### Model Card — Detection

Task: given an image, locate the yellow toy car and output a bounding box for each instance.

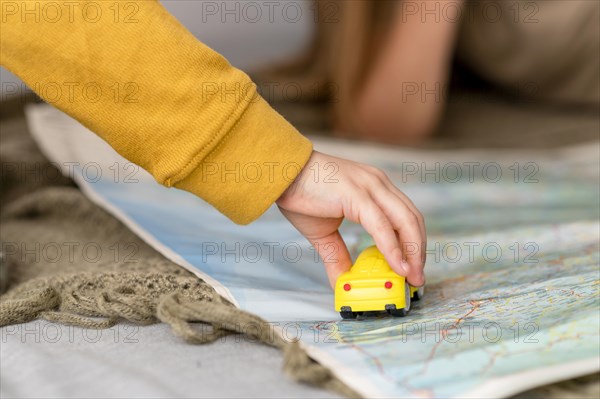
[335,246,424,319]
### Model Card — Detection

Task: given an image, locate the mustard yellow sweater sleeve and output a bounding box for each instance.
[0,0,312,224]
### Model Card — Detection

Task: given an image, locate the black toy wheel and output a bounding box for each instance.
[387,307,409,317]
[385,305,409,317]
[412,286,425,301]
[386,282,412,317]
[340,311,358,319]
[340,306,358,319]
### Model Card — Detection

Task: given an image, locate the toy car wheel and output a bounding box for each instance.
[401,282,412,314]
[386,282,412,317]
[340,311,358,319]
[386,306,408,317]
[413,286,425,301]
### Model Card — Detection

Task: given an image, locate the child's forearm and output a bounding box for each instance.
[0,0,312,224]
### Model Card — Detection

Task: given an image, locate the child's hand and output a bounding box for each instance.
[276,151,426,288]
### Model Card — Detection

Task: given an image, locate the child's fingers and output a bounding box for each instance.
[372,188,425,286]
[355,197,405,274]
[378,176,427,259]
[311,231,352,288]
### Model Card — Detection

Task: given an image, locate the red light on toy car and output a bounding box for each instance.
[385,281,393,289]
[343,283,351,291]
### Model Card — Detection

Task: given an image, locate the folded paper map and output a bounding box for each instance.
[26,104,600,398]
